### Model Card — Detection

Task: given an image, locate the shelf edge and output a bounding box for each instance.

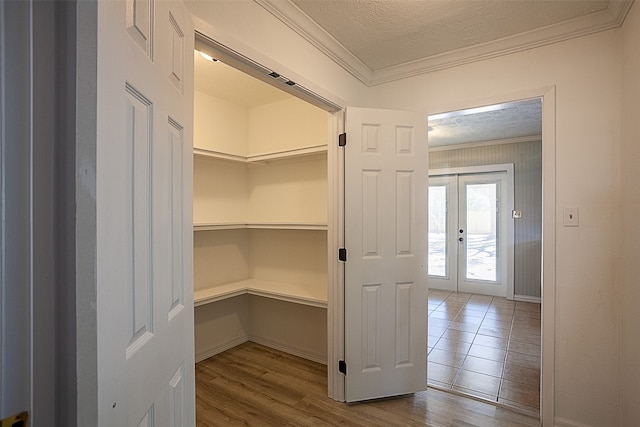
[193,145,328,164]
[194,222,327,231]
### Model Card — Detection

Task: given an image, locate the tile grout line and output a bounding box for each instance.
[497,300,517,404]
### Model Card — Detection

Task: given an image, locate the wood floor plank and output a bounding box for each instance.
[196,342,540,427]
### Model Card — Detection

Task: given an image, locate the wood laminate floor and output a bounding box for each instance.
[196,342,540,426]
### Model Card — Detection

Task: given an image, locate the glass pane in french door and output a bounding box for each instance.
[464,182,498,281]
[428,184,447,277]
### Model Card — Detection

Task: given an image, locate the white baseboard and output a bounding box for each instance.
[514,294,541,304]
[195,335,249,363]
[249,334,328,365]
[555,417,592,427]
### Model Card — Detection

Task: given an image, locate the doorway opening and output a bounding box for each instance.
[426,98,543,417]
[191,30,348,420]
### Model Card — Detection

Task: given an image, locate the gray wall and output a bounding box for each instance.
[429,140,542,299]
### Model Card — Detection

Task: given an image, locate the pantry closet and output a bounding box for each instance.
[192,50,330,365]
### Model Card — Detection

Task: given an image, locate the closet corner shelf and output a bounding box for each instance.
[193,222,327,231]
[193,145,327,164]
[194,278,327,309]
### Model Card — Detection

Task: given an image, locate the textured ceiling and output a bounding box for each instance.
[291,0,609,71]
[259,0,632,84]
[428,98,542,147]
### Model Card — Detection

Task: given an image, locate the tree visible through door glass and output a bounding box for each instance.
[465,183,497,281]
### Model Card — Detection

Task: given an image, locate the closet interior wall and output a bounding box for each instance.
[192,53,330,364]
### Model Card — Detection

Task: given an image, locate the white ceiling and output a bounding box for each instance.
[257,0,633,85]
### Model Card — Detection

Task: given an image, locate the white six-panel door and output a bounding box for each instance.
[96,1,195,425]
[344,107,429,402]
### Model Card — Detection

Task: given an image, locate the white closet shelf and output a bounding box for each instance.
[193,222,327,231]
[194,278,327,308]
[193,148,246,163]
[194,145,327,164]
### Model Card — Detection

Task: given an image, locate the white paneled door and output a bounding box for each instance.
[96,1,195,425]
[344,108,429,402]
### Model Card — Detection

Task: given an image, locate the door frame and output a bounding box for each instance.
[1,1,79,424]
[190,16,348,402]
[427,88,555,424]
[429,164,515,299]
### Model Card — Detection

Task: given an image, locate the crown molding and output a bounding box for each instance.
[257,0,634,86]
[255,0,373,84]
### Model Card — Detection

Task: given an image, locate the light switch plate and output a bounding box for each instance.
[563,207,579,227]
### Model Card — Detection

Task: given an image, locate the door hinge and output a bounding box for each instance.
[338,360,347,375]
[338,133,347,147]
[1,411,29,427]
[338,248,347,262]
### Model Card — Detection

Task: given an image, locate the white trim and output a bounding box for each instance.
[540,86,557,427]
[257,0,632,86]
[429,135,542,152]
[254,0,372,85]
[430,163,514,177]
[248,335,327,365]
[327,110,345,401]
[554,417,593,427]
[514,295,542,304]
[192,21,346,112]
[195,335,249,363]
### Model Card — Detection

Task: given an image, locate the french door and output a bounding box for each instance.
[428,169,513,297]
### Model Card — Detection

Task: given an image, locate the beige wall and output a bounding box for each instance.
[620,2,640,426]
[365,29,622,426]
[185,1,638,425]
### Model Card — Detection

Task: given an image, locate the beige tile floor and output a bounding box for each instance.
[428,289,541,415]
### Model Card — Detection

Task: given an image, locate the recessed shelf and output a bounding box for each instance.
[194,222,327,231]
[194,145,327,164]
[194,278,327,308]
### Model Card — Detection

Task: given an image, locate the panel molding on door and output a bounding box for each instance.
[344,107,428,402]
[96,1,195,425]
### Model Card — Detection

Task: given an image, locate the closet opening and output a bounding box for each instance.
[426,97,545,418]
[191,31,345,418]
